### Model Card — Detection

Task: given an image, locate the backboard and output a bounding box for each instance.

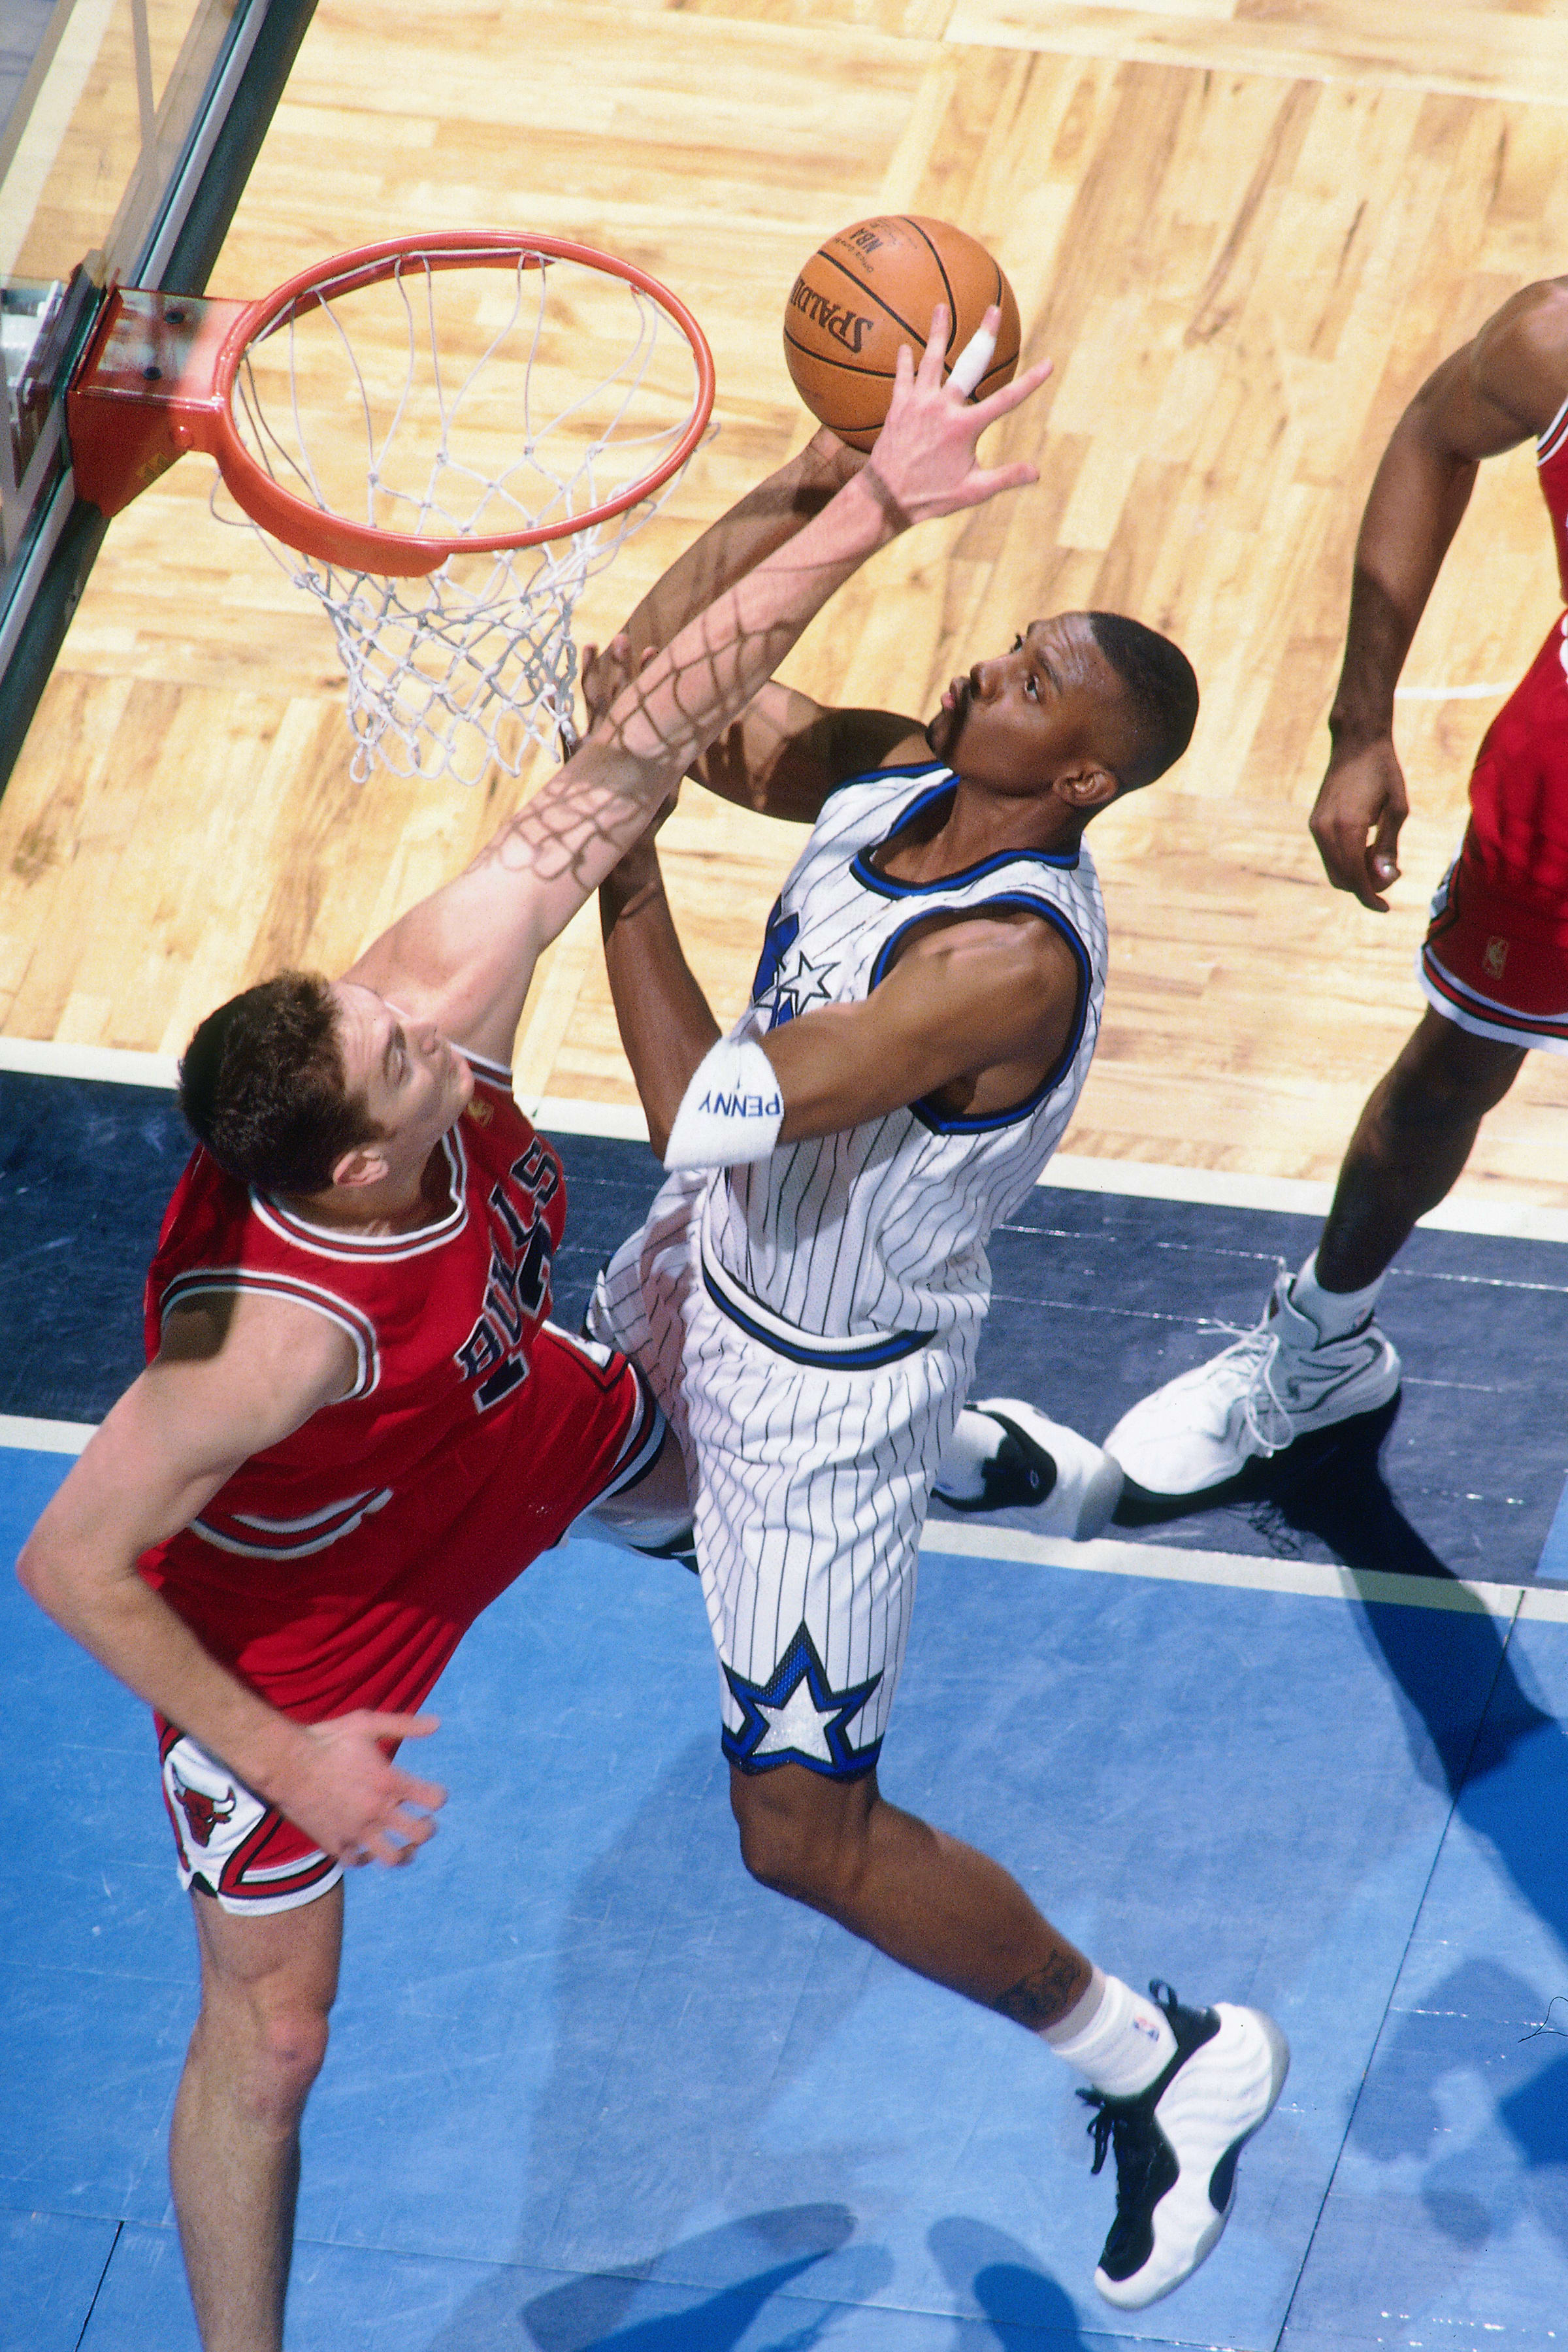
[0,0,316,795]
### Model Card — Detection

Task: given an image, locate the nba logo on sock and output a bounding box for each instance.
[1484,936,1509,977]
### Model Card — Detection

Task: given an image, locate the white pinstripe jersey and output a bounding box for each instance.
[702,760,1107,1355]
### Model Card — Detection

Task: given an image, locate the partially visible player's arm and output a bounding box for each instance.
[15,1294,446,1867]
[1315,278,1568,909]
[581,427,926,823]
[353,308,1046,1062]
[601,833,1079,1156]
[766,913,1079,1137]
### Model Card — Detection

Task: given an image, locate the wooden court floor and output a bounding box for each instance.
[4,0,1568,1202]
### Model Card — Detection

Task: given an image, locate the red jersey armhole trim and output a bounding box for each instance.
[1537,392,1568,466]
[157,1270,379,1401]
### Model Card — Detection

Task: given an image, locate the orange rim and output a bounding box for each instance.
[209,231,716,576]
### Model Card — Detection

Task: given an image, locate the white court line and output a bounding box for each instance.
[918,1518,1568,1623]
[0,1037,180,1087]
[7,1045,1568,1241]
[0,1413,95,1455]
[2,1410,1563,1618]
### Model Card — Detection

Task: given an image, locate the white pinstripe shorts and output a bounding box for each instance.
[590,1171,976,1777]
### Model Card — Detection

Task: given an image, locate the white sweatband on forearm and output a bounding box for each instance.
[948,320,998,398]
[663,1036,785,1172]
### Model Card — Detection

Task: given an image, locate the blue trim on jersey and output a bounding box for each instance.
[700,1259,931,1368]
[723,1625,884,1778]
[866,892,1094,1134]
[851,775,1082,898]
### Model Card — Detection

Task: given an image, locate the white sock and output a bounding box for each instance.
[934,1408,1005,1502]
[1042,1968,1177,2096]
[1289,1249,1384,1341]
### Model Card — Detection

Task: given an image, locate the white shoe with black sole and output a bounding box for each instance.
[933,1399,1124,1539]
[1081,1982,1290,2309]
[1103,1271,1401,1499]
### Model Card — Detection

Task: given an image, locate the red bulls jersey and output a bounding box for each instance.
[1447,395,1568,920]
[139,1051,567,1629]
[1539,393,1568,599]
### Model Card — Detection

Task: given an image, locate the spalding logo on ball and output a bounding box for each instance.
[784,215,1022,451]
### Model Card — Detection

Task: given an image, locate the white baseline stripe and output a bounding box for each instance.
[5,1050,1568,1244]
[0,1037,180,1087]
[0,1414,95,1454]
[3,1407,1563,1618]
[918,1518,1568,1623]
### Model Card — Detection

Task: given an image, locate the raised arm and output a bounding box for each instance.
[16,1296,446,1865]
[581,423,924,819]
[351,308,1045,1060]
[1313,277,1568,909]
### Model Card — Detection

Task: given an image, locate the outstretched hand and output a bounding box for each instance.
[865,304,1051,526]
[1309,737,1409,911]
[270,1709,448,1868]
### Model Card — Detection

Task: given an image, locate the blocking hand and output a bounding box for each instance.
[272,1710,448,1867]
[865,304,1052,526]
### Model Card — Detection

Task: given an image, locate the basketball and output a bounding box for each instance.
[783,215,1022,451]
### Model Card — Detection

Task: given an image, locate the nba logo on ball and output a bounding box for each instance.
[783,215,1022,451]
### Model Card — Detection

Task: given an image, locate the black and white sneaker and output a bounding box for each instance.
[1079,1982,1289,2309]
[933,1400,1122,1539]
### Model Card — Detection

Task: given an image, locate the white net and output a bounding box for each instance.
[212,245,710,785]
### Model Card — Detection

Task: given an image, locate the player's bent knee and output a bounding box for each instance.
[1393,1013,1525,1122]
[729,1768,868,1911]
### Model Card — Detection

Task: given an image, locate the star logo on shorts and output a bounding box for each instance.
[723,1624,882,1776]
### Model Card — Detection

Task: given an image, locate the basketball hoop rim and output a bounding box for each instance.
[208,231,717,575]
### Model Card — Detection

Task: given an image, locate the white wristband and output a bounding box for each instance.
[664,1036,785,1171]
[948,320,998,399]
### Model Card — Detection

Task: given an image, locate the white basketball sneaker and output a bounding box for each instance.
[1103,1271,1401,1499]
[1081,1983,1290,2309]
[933,1400,1123,1538]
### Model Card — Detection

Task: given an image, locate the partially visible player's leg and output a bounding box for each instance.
[1315,1007,1524,1290]
[728,1759,1286,2308]
[1109,646,1568,1499]
[730,1757,1091,2010]
[1105,1001,1525,1500]
[171,1884,342,2352]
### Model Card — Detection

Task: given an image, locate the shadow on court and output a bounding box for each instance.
[1123,1397,1568,2254]
[928,2218,1094,2347]
[517,2208,860,2350]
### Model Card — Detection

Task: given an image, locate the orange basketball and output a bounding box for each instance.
[783,215,1021,451]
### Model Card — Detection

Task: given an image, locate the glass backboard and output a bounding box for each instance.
[0,0,316,792]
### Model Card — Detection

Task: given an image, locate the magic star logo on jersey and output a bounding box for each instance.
[751,899,834,1030]
[453,1139,560,1410]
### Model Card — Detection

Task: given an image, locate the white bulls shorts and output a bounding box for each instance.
[590,1171,975,1779]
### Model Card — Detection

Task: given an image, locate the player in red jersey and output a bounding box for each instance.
[1107,278,1568,1498]
[16,316,1049,2352]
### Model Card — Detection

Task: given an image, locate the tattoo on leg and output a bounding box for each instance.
[992,1950,1090,2029]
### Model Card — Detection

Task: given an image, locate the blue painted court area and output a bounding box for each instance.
[7,1431,1568,2351]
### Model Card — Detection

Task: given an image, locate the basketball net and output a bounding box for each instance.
[210,245,712,786]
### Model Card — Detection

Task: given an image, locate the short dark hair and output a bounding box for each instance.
[1086,612,1200,792]
[178,970,383,1194]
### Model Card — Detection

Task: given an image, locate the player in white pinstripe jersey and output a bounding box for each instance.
[586,412,1288,2311]
[595,758,1112,1769]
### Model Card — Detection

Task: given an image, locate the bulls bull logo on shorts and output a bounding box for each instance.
[169,1761,237,1849]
